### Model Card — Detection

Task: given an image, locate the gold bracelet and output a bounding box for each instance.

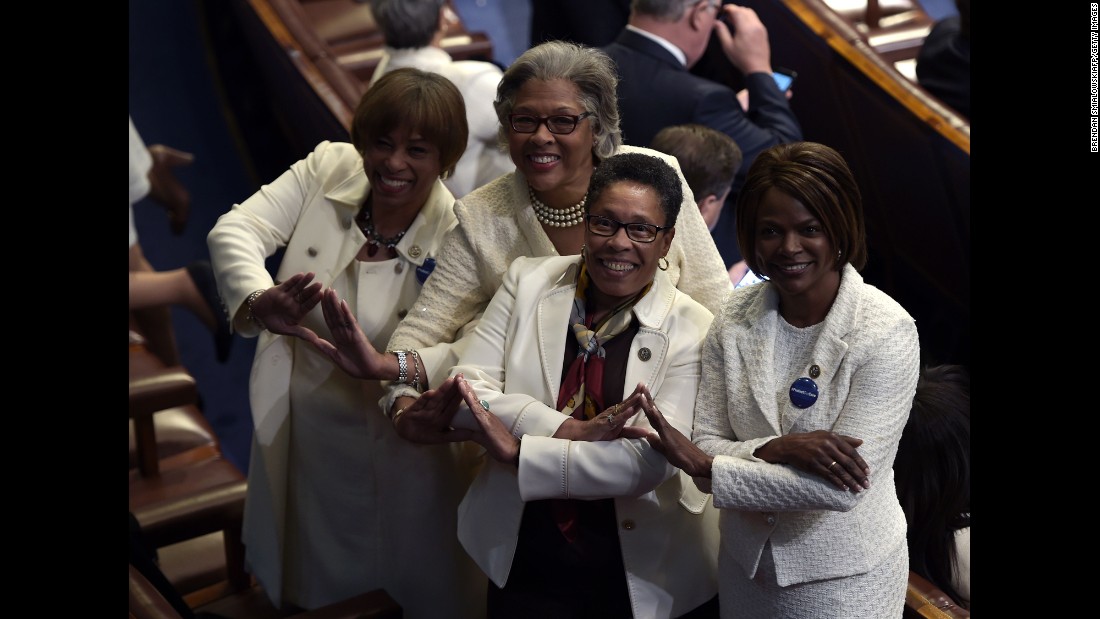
[246,289,268,330]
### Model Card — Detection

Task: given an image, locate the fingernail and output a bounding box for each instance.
[863,480,871,489]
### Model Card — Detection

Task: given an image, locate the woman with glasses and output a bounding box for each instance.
[345,40,729,428]
[312,153,720,618]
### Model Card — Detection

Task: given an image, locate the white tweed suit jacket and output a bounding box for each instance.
[692,264,920,587]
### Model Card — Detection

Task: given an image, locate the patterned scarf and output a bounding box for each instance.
[553,263,651,542]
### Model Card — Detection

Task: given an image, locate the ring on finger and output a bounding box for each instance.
[605,412,615,424]
[827,461,839,471]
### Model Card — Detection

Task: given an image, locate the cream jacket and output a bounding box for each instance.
[450,255,720,619]
[207,141,481,614]
[693,265,920,588]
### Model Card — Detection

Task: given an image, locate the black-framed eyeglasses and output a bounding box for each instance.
[585,214,671,243]
[508,112,594,135]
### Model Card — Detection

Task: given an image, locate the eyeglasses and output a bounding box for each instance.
[508,112,594,135]
[585,214,671,243]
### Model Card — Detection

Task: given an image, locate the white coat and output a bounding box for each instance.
[450,255,720,619]
[207,141,484,616]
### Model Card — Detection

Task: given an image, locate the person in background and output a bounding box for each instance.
[602,0,802,270]
[369,0,514,197]
[649,122,747,284]
[207,68,485,617]
[894,364,971,610]
[916,0,970,120]
[129,115,231,364]
[639,141,919,617]
[529,0,631,48]
[309,152,720,618]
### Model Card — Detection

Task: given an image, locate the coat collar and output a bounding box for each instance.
[613,28,687,71]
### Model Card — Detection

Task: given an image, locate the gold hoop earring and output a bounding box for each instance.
[658,257,669,271]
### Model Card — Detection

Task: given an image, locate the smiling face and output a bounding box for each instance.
[584,180,675,310]
[754,186,840,311]
[361,125,442,212]
[507,78,596,204]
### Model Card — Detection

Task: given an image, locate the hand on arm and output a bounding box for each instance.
[455,374,521,465]
[638,384,713,478]
[753,430,871,492]
[392,378,476,444]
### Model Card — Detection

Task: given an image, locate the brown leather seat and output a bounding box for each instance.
[904,570,970,618]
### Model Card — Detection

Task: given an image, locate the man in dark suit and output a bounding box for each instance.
[603,0,801,269]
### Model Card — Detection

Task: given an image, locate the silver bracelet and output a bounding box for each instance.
[408,349,422,392]
[246,289,267,330]
[393,350,408,384]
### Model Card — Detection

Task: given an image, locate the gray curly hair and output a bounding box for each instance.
[494,40,622,160]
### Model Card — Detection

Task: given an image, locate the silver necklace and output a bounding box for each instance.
[529,185,587,228]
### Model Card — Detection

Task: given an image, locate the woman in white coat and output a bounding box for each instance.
[426,153,719,617]
[206,68,485,616]
[641,142,920,618]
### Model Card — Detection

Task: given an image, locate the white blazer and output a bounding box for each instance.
[451,255,720,619]
[693,264,920,588]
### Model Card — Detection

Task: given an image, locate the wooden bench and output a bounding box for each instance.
[742,0,970,367]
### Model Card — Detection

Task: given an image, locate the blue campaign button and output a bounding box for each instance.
[415,257,437,285]
[789,377,819,409]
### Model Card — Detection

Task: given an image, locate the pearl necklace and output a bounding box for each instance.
[529,185,587,228]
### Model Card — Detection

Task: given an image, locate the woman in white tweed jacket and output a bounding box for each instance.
[641,142,920,618]
[377,40,731,418]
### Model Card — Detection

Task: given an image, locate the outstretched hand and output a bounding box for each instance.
[297,288,389,380]
[552,384,651,442]
[637,384,713,478]
[249,272,324,338]
[755,430,871,492]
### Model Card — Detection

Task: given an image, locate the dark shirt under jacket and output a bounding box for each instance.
[603,29,802,267]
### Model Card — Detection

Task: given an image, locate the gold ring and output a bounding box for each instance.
[605,413,615,424]
[827,461,838,471]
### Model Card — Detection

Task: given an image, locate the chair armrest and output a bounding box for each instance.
[130,367,199,420]
[905,570,970,618]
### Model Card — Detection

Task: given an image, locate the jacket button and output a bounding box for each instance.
[621,519,636,531]
[394,262,403,274]
[809,364,821,378]
[637,348,652,362]
[307,247,318,257]
[409,245,422,258]
[342,216,353,230]
[765,513,776,526]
